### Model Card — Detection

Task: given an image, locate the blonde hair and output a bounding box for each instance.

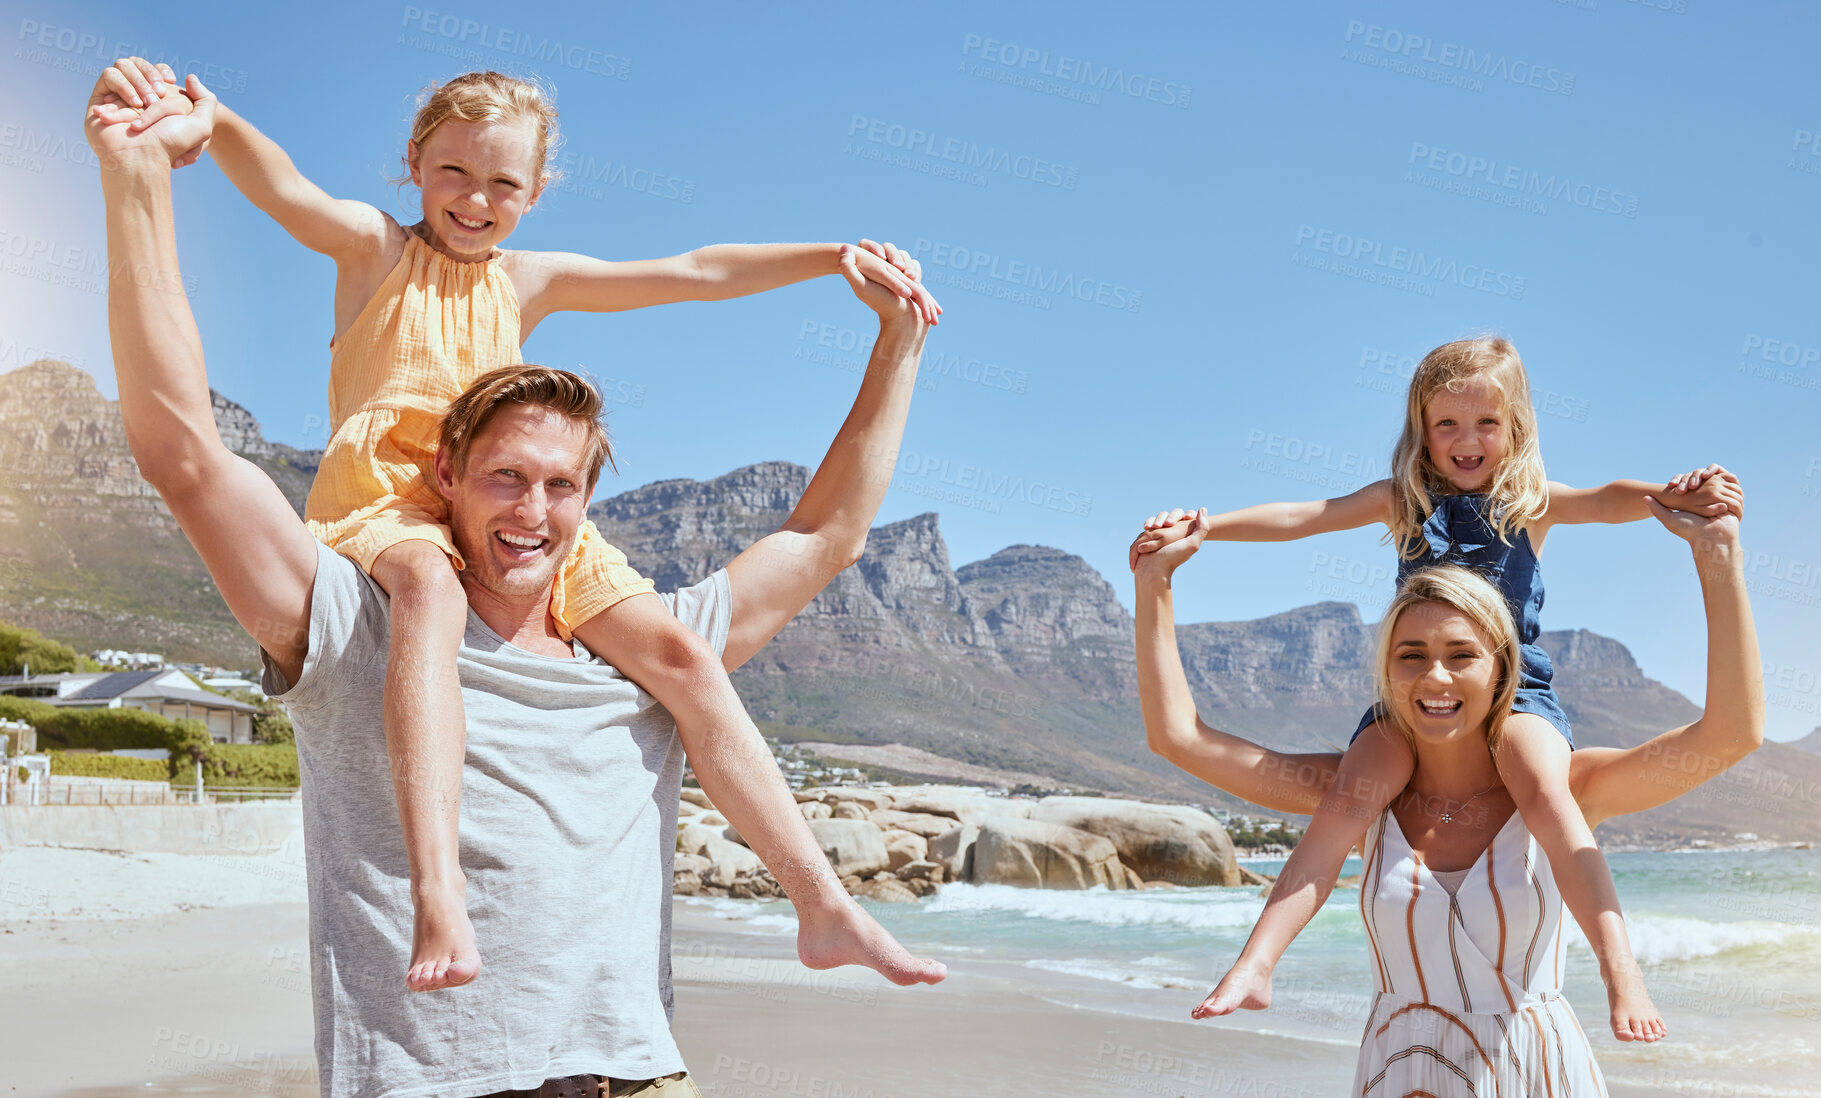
[439,365,615,491]
[1372,565,1521,758]
[401,71,563,187]
[1387,337,1548,558]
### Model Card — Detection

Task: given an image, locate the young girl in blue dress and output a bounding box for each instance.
[1132,336,1743,1043]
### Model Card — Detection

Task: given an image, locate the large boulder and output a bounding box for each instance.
[832,801,871,821]
[818,788,895,811]
[799,800,834,821]
[806,818,890,878]
[700,836,763,888]
[928,823,979,881]
[890,789,1032,826]
[793,790,828,803]
[1029,796,1240,887]
[680,788,714,809]
[896,859,946,883]
[731,876,781,899]
[972,818,1127,890]
[870,809,962,838]
[673,852,711,876]
[672,852,711,895]
[855,876,919,903]
[1237,865,1273,887]
[677,823,723,857]
[883,830,928,872]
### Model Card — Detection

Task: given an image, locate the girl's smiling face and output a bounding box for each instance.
[408,117,545,258]
[1423,375,1510,492]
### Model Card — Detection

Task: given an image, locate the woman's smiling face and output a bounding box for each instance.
[1385,599,1500,750]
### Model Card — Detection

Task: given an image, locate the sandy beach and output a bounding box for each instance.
[6,843,1787,1098]
[0,844,1356,1098]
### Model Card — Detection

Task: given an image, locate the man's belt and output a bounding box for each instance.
[481,1074,604,1098]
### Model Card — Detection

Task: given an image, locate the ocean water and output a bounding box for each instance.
[682,848,1821,1096]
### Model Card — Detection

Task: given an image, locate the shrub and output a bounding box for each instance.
[0,696,211,761]
[0,696,57,727]
[47,751,169,782]
[0,620,98,675]
[170,744,300,788]
[253,708,294,746]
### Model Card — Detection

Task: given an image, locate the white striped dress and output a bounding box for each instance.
[1353,807,1608,1096]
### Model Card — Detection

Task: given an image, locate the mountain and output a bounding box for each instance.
[592,462,1821,846]
[1788,728,1821,754]
[0,360,319,662]
[5,360,1816,846]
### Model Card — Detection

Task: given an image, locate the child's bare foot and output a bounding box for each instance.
[796,900,945,986]
[406,877,481,992]
[1608,969,1666,1042]
[1192,960,1273,1019]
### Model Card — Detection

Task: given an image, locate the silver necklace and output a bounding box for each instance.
[1412,780,1500,825]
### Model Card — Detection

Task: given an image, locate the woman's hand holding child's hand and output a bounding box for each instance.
[1663,463,1744,519]
[835,244,928,332]
[851,239,942,325]
[1130,507,1212,575]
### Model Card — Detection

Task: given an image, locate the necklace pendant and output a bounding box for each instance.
[1440,812,1454,823]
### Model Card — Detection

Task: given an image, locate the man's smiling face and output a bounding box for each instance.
[435,403,593,603]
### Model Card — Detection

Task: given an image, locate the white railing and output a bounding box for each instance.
[196,786,302,804]
[35,776,177,806]
[3,776,301,806]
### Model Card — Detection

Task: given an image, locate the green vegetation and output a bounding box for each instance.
[170,744,299,788]
[1226,819,1303,849]
[0,696,295,785]
[224,689,294,746]
[47,751,169,782]
[0,695,211,761]
[0,619,99,675]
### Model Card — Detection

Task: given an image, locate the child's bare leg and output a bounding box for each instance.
[370,540,479,993]
[1496,714,1662,1042]
[1196,723,1411,1018]
[572,597,944,986]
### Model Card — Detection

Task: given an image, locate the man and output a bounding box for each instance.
[89,65,941,1098]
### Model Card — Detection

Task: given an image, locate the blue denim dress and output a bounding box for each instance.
[1353,493,1572,746]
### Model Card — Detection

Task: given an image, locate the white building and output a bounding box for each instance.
[92,650,166,669]
[0,668,259,744]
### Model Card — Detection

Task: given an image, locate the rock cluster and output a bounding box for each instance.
[671,784,1249,903]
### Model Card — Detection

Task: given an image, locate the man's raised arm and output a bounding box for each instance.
[721,243,928,669]
[89,65,319,684]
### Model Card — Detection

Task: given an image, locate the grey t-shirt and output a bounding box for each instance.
[263,542,730,1098]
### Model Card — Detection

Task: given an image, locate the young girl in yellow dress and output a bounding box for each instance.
[118,65,939,991]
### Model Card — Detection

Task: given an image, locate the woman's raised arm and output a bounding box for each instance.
[1570,503,1763,827]
[1133,511,1340,815]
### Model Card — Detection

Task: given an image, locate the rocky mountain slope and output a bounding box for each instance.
[0,360,318,660]
[593,461,1821,846]
[5,359,1814,846]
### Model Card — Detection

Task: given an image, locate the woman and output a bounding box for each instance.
[1131,498,1761,1095]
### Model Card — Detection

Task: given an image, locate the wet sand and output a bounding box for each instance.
[0,848,1708,1097]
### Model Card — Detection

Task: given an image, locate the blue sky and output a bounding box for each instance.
[3,1,1818,740]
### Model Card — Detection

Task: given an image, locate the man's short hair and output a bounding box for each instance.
[439,365,616,490]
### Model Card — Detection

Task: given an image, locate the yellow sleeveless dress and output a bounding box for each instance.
[304,232,653,636]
